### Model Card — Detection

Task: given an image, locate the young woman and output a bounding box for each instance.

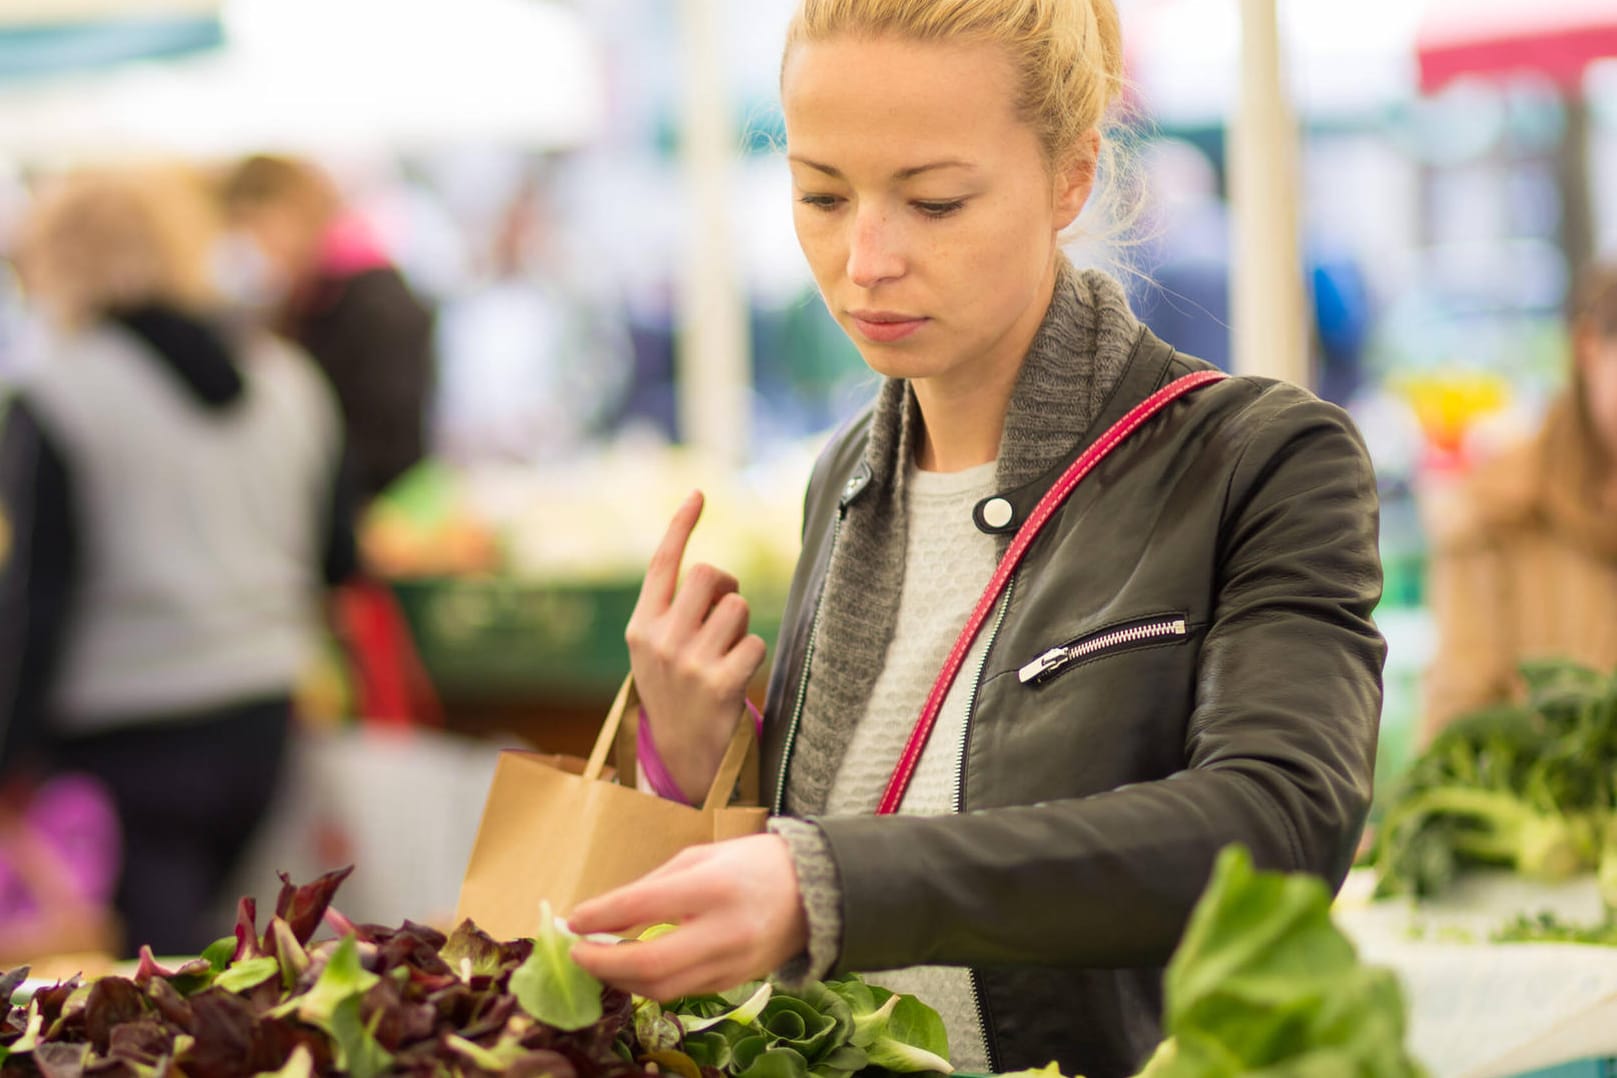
[1423,265,1617,738]
[570,3,1385,1075]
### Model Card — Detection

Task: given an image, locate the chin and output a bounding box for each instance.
[846,343,949,382]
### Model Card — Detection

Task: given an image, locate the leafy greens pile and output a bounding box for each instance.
[1130,845,1425,1078]
[0,869,950,1078]
[1366,659,1617,902]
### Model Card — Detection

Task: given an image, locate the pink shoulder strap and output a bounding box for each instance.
[876,369,1227,815]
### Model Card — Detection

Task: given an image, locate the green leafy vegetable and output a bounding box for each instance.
[214,956,280,994]
[509,901,604,1031]
[1144,845,1424,1077]
[1494,910,1617,946]
[1369,659,1617,899]
[863,995,951,1073]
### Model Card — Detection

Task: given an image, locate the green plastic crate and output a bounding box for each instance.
[391,577,786,701]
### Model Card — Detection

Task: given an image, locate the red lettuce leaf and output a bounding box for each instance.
[232,896,261,962]
[106,1019,173,1066]
[33,1040,90,1078]
[398,921,447,950]
[377,931,454,980]
[84,980,149,1055]
[132,948,211,988]
[144,978,192,1030]
[247,1015,336,1075]
[178,988,257,1077]
[33,977,83,1028]
[0,967,30,1004]
[359,976,437,1051]
[440,921,506,981]
[273,866,354,946]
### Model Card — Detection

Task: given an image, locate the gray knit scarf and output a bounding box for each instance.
[782,262,1146,817]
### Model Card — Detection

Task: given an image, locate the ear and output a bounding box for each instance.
[1053,128,1102,231]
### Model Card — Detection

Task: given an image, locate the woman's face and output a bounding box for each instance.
[781,34,1093,391]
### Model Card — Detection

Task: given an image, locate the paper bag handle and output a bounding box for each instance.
[584,675,757,811]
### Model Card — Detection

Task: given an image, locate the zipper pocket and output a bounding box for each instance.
[1017,613,1189,686]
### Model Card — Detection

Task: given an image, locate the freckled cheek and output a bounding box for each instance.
[791,213,845,284]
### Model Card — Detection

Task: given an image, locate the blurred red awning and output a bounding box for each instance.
[1417,0,1617,93]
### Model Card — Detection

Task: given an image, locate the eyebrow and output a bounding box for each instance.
[788,156,976,180]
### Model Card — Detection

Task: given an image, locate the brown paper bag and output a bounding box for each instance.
[454,675,767,941]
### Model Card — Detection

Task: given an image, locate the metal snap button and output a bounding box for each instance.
[982,497,1014,530]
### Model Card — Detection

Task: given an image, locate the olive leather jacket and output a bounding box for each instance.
[760,332,1385,1077]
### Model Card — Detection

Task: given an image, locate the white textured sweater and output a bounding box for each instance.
[824,458,999,1073]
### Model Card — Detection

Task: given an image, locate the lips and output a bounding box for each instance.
[848,310,928,343]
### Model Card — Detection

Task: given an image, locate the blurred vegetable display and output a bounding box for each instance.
[1366,659,1617,903]
[362,448,815,590]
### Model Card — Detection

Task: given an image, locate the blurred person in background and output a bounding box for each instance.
[1424,264,1617,738]
[0,166,358,956]
[434,166,633,462]
[220,154,434,503]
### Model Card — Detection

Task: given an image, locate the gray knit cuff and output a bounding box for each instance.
[767,816,843,987]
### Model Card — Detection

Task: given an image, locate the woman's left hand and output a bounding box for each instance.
[568,834,808,1001]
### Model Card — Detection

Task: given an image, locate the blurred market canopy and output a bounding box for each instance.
[0,0,222,85]
[1125,0,1425,126]
[0,0,605,160]
[1415,0,1617,287]
[1416,0,1617,93]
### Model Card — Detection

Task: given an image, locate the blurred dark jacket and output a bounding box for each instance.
[286,222,434,502]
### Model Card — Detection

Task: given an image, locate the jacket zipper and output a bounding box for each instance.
[956,575,1016,1075]
[1017,615,1188,686]
[772,511,844,815]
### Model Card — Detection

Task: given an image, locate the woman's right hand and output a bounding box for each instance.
[626,491,768,804]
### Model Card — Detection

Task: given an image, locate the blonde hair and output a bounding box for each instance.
[786,0,1123,165]
[18,166,219,327]
[219,154,339,226]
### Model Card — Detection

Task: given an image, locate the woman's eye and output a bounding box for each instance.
[914,200,965,219]
[798,194,842,211]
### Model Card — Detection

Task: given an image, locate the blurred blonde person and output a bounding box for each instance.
[0,167,357,955]
[1424,265,1617,737]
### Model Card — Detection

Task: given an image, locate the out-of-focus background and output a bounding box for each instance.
[0,0,1613,1020]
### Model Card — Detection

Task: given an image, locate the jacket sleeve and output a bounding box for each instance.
[0,398,79,776]
[813,394,1385,972]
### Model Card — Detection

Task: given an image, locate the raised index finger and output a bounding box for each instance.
[635,490,704,616]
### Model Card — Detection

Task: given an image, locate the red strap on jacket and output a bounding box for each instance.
[876,369,1227,815]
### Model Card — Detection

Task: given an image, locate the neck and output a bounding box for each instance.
[911,258,1060,473]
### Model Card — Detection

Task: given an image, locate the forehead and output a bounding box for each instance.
[781,34,1028,170]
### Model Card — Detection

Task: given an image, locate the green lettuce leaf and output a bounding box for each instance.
[328,994,393,1078]
[214,957,280,994]
[680,981,774,1034]
[271,935,378,1023]
[862,994,951,1073]
[1157,845,1424,1076]
[509,902,603,1032]
[736,1045,811,1078]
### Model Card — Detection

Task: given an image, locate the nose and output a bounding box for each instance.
[846,205,904,289]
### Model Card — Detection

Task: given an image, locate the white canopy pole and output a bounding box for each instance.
[1228,0,1309,386]
[675,0,752,465]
